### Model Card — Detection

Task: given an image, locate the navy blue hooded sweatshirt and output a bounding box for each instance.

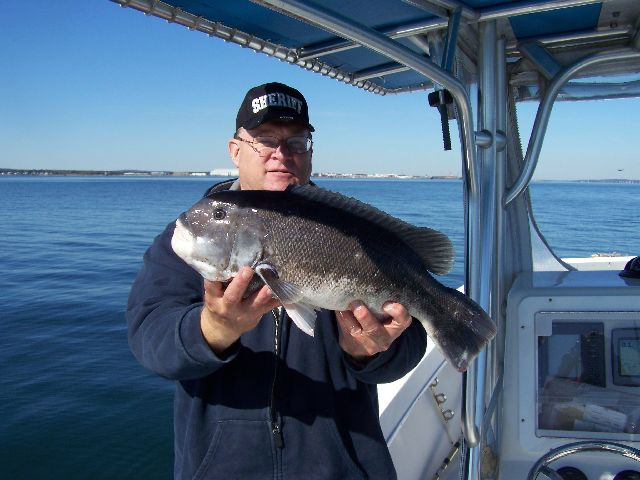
[126,180,428,479]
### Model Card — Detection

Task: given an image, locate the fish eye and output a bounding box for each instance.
[213,208,226,220]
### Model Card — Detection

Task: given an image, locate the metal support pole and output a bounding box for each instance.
[492,33,507,401]
[463,20,498,479]
[487,38,507,480]
[441,8,462,72]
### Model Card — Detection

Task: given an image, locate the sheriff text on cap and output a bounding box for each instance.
[236,82,314,132]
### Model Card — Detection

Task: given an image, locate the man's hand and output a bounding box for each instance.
[200,267,281,355]
[336,301,412,362]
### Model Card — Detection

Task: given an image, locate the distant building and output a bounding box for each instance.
[210,168,239,176]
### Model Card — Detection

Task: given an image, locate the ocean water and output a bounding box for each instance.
[1,176,637,479]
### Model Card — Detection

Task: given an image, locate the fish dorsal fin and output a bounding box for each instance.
[286,185,454,275]
[400,227,453,275]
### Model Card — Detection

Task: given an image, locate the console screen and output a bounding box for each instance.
[619,338,640,377]
[612,329,640,386]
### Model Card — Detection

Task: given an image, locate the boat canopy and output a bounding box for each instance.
[113,0,640,100]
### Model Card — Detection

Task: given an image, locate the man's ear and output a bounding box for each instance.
[228,139,240,167]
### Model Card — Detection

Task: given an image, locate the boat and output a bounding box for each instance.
[110,1,640,478]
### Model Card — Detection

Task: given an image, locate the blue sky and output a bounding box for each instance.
[1,0,637,180]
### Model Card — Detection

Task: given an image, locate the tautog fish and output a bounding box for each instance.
[171,184,496,372]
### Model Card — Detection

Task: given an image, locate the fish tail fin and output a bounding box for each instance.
[420,289,497,373]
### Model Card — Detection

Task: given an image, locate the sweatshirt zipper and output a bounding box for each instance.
[270,308,284,449]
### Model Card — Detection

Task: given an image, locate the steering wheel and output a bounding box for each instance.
[527,440,640,480]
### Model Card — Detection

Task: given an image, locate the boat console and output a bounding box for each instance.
[501,270,640,479]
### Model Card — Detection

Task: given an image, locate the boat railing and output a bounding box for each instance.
[506,47,640,206]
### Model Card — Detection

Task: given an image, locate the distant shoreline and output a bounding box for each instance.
[0,168,459,180]
[1,168,638,183]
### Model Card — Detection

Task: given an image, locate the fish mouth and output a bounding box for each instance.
[176,212,189,230]
[172,214,230,282]
[172,214,194,256]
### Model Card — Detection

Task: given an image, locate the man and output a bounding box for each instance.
[126,82,427,479]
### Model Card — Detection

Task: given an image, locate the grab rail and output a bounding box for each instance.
[505,47,640,205]
[252,0,480,199]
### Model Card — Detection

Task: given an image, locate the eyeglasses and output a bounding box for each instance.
[234,135,313,156]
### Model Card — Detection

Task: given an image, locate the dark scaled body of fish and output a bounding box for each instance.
[171,184,496,372]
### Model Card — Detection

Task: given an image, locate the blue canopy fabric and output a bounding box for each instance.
[112,1,639,95]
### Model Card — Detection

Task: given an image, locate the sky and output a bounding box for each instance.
[1,0,638,180]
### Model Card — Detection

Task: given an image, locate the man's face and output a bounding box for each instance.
[228,121,313,191]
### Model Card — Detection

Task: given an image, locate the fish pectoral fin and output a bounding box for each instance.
[254,262,304,304]
[283,303,317,337]
[254,261,279,281]
[253,263,317,337]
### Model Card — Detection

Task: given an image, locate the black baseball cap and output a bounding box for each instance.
[236,82,314,132]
